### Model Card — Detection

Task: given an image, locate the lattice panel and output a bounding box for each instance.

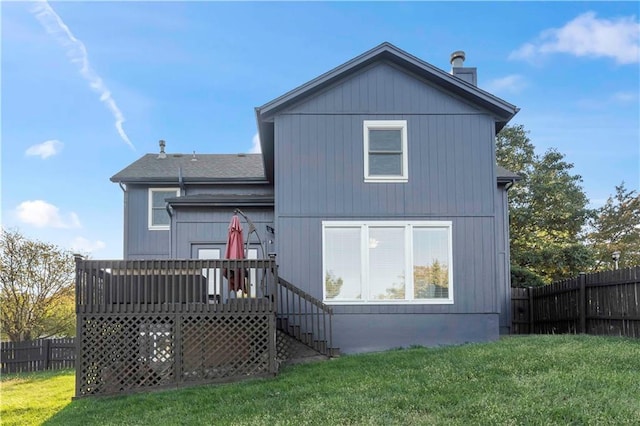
[276,330,291,361]
[181,314,271,382]
[78,315,175,396]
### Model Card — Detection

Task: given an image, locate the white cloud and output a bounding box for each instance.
[250,132,261,153]
[25,139,63,159]
[31,1,135,150]
[16,200,82,229]
[70,237,106,254]
[483,74,527,94]
[510,12,640,65]
[576,91,639,110]
[611,91,638,103]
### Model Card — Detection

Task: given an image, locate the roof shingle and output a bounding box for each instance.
[110,153,266,183]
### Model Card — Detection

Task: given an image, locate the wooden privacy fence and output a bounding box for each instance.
[511,266,640,337]
[1,338,76,374]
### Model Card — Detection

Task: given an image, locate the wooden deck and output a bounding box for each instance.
[74,257,335,398]
[75,258,278,397]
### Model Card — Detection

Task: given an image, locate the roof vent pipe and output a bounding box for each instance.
[450,50,465,70]
[158,140,167,159]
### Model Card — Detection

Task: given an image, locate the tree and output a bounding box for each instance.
[324,271,344,299]
[0,229,76,341]
[587,183,640,271]
[497,125,594,286]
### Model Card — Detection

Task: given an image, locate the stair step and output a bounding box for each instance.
[313,340,326,353]
[276,317,289,330]
[301,332,314,344]
[329,347,340,357]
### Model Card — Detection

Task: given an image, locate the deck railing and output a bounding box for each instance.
[276,277,334,356]
[76,258,278,314]
[74,258,279,397]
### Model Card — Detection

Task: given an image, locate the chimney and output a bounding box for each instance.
[450,51,465,68]
[158,140,166,159]
[450,50,477,86]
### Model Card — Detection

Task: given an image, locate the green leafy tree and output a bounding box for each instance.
[587,183,640,271]
[325,271,344,299]
[0,229,76,341]
[497,125,594,286]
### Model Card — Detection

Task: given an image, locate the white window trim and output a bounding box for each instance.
[322,220,453,305]
[363,120,408,183]
[148,188,179,230]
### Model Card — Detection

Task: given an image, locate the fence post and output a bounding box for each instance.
[579,272,586,334]
[43,339,51,371]
[528,287,534,334]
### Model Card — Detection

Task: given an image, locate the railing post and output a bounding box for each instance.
[73,254,84,313]
[579,272,587,334]
[268,254,278,374]
[528,287,534,334]
[269,254,278,310]
[73,254,84,398]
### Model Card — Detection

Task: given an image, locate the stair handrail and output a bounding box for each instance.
[276,276,334,356]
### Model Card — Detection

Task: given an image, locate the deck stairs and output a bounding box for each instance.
[275,277,339,365]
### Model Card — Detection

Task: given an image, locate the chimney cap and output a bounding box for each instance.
[450,50,466,67]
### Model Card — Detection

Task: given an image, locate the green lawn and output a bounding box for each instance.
[1,368,75,426]
[2,335,639,425]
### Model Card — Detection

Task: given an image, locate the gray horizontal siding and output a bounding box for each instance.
[276,216,497,315]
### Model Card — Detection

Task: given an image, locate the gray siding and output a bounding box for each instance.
[283,61,483,116]
[124,184,273,259]
[172,207,274,258]
[275,113,495,217]
[125,185,172,259]
[334,313,499,354]
[277,216,496,315]
[272,60,503,347]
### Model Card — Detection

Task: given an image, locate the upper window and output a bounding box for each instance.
[322,221,453,304]
[363,120,408,183]
[148,188,179,230]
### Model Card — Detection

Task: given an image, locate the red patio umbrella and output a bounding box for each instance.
[223,214,248,294]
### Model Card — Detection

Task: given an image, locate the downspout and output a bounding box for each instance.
[118,182,128,258]
[178,167,185,195]
[504,179,516,191]
[166,203,174,257]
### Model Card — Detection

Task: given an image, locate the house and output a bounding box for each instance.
[109,43,519,355]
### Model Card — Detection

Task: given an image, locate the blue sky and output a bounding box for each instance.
[2,1,639,259]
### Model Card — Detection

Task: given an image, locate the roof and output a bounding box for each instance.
[256,42,519,182]
[497,165,521,184]
[165,194,274,208]
[110,153,266,184]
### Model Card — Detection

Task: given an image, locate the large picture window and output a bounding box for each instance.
[148,188,179,230]
[363,120,408,182]
[322,221,453,304]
